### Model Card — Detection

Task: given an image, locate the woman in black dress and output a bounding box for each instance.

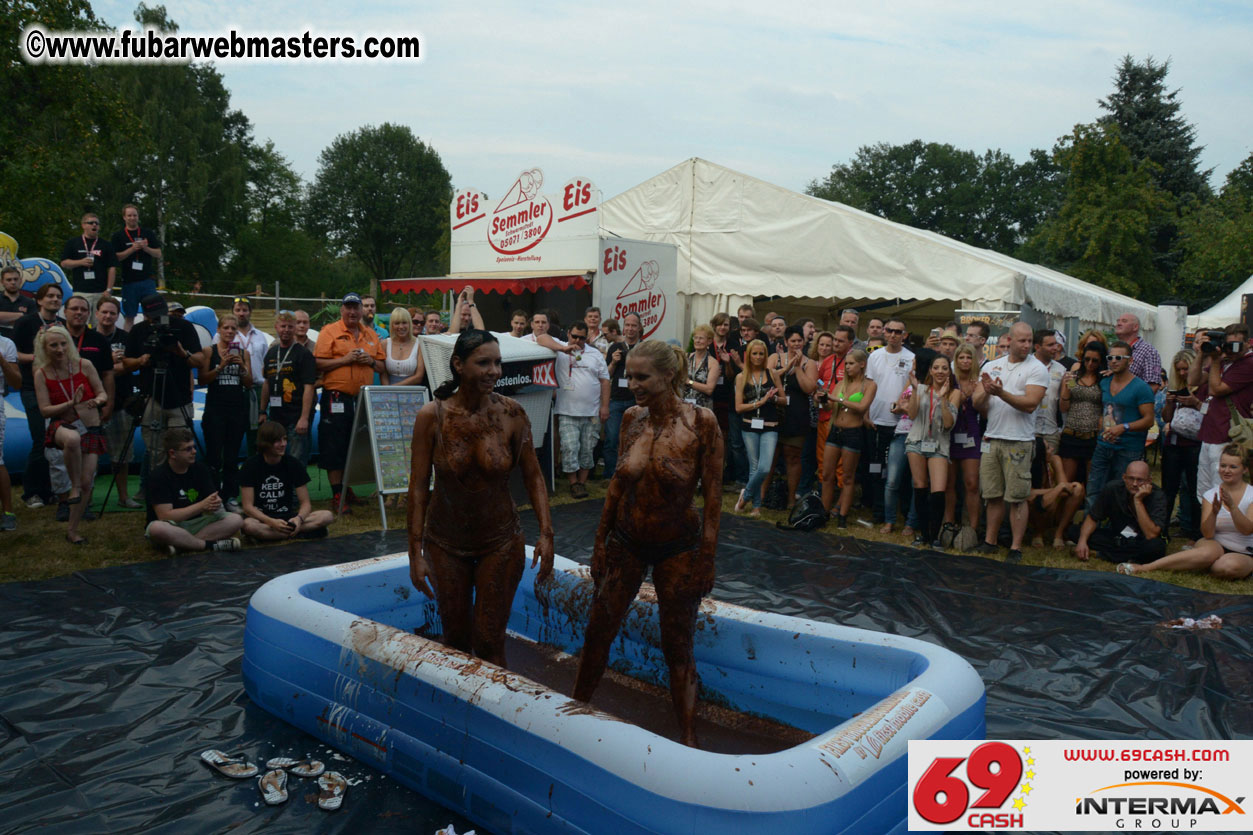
[766,324,817,509]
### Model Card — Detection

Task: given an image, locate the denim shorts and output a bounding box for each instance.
[825,425,864,453]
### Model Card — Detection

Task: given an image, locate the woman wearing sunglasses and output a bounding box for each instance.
[1059,342,1107,487]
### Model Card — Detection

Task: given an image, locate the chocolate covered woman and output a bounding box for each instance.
[574,341,724,747]
[407,330,555,667]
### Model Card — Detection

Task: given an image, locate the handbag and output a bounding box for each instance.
[1225,398,1253,450]
[1170,406,1202,440]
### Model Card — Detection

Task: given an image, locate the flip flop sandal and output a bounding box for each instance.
[200,749,259,779]
[258,769,288,805]
[317,771,347,811]
[265,757,326,777]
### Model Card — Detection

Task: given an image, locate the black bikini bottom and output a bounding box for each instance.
[609,527,701,565]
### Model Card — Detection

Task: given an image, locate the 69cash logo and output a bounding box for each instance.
[912,741,1034,829]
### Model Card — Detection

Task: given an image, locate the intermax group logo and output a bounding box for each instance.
[909,739,1252,832]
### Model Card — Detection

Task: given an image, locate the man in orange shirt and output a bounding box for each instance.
[314,293,385,513]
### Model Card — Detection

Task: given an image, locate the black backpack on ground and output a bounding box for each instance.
[778,491,828,532]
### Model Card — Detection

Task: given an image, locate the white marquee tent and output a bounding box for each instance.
[1187,275,1253,330]
[600,158,1158,335]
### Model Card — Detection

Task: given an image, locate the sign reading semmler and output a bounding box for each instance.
[451,168,601,273]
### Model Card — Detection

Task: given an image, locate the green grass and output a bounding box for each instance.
[3,468,1250,596]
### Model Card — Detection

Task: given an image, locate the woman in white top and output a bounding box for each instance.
[1120,444,1253,580]
[382,307,425,386]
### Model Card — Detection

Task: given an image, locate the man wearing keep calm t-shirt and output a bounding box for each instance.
[973,321,1048,563]
[865,317,914,529]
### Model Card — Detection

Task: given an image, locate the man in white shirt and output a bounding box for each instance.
[1032,329,1067,456]
[865,317,915,530]
[554,322,609,498]
[231,297,269,453]
[973,321,1048,562]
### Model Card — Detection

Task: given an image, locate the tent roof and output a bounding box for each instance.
[599,157,1157,330]
[1187,275,1253,330]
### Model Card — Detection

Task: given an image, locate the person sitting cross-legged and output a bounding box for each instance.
[1070,460,1166,564]
[239,421,334,541]
[1119,444,1253,581]
[145,427,243,553]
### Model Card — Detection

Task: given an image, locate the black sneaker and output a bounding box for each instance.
[912,534,927,547]
[835,514,847,528]
[1006,549,1024,564]
[56,502,69,522]
[972,541,1000,554]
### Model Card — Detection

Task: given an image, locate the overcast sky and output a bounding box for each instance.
[93,0,1252,200]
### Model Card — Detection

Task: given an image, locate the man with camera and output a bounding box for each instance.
[1188,324,1253,503]
[123,294,206,485]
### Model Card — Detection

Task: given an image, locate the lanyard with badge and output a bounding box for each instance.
[81,235,97,282]
[270,344,294,407]
[919,390,940,453]
[124,227,146,270]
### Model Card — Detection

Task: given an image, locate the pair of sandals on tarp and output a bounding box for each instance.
[200,749,347,810]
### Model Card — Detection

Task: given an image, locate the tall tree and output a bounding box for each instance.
[807,140,1062,254]
[0,0,131,260]
[92,4,251,289]
[1176,153,1253,310]
[1098,55,1212,205]
[1022,123,1176,301]
[228,141,324,294]
[305,123,452,296]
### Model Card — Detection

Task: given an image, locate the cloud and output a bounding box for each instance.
[88,0,1251,197]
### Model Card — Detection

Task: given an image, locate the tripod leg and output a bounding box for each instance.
[95,406,147,516]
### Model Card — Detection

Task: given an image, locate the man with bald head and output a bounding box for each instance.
[1071,460,1166,563]
[972,321,1049,563]
[1114,313,1162,391]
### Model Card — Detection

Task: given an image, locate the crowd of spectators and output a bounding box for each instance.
[6,226,1253,585]
[540,301,1251,584]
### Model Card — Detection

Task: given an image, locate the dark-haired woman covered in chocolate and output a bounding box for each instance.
[407,329,555,667]
[573,340,724,748]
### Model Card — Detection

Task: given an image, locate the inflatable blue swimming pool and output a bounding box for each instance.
[243,553,986,834]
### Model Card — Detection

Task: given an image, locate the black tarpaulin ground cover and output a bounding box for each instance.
[1,502,1248,832]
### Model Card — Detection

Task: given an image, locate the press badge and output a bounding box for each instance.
[920,440,938,453]
[869,463,882,474]
[618,378,629,388]
[981,440,991,454]
[1201,399,1210,415]
[750,418,764,430]
[132,260,143,271]
[954,432,972,447]
[83,270,95,281]
[270,396,282,408]
[330,401,345,414]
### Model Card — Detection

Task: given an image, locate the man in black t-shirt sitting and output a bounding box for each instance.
[1071,460,1167,563]
[123,294,205,482]
[239,421,333,541]
[260,311,317,466]
[145,428,242,553]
